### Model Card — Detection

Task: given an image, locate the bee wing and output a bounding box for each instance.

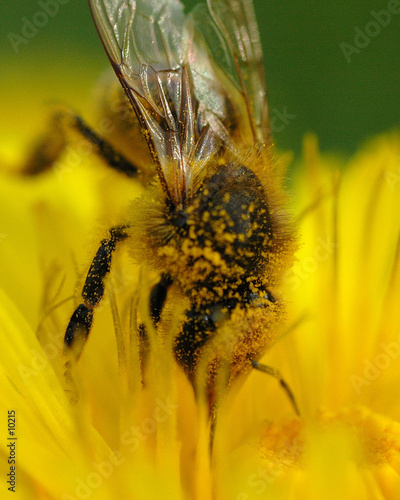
[189,0,271,148]
[88,0,270,206]
[89,0,227,206]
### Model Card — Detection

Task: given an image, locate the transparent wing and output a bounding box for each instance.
[88,0,270,205]
[192,0,271,147]
[89,0,226,206]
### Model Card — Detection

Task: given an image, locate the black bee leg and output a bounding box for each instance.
[132,274,174,377]
[64,225,129,357]
[21,111,140,178]
[136,274,173,355]
[249,359,300,416]
[21,113,67,176]
[149,274,174,325]
[71,114,139,178]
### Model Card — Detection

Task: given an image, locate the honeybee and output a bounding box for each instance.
[59,0,296,405]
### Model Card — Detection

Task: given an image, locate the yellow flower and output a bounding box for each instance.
[1,132,400,499]
[215,133,400,499]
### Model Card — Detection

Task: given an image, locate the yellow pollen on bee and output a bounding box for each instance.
[201,212,210,223]
[223,192,231,203]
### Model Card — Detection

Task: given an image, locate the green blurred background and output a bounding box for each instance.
[1,0,399,158]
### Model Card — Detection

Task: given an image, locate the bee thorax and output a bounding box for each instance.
[159,162,274,296]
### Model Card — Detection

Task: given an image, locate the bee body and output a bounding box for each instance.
[63,0,296,391]
[127,148,293,382]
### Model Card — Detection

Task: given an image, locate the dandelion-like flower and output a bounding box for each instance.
[1,132,400,499]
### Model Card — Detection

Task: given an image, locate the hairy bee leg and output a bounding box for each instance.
[250,359,300,416]
[21,113,67,175]
[71,115,139,178]
[135,274,173,365]
[64,225,129,356]
[21,111,141,178]
[131,276,174,387]
[149,274,174,324]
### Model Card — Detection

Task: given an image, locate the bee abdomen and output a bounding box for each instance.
[173,286,275,376]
